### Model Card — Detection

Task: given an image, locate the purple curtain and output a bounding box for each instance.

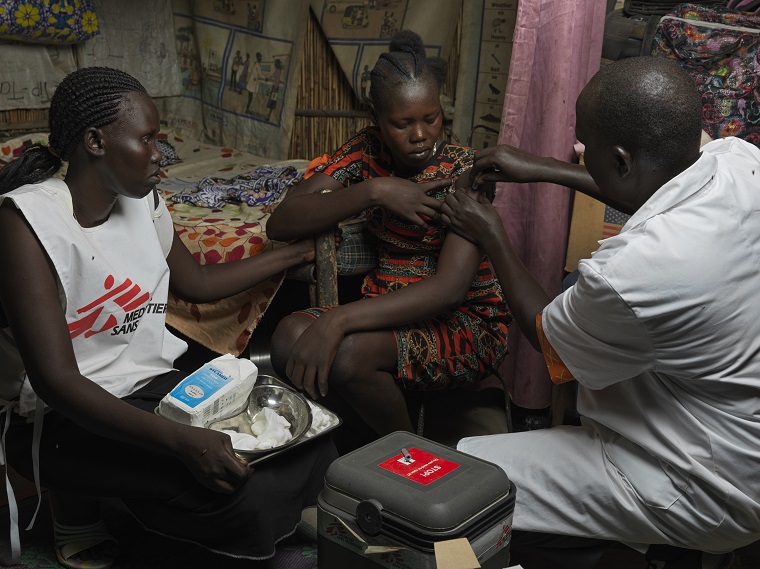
[494,0,606,409]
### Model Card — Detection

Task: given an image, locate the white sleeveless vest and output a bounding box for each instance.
[0,177,187,416]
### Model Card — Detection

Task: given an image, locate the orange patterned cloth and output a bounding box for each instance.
[536,311,576,384]
[304,154,330,179]
[155,130,308,355]
[163,212,286,356]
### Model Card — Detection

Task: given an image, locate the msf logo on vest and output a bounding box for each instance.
[68,275,167,339]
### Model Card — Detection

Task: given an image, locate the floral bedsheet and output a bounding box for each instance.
[156,130,309,355]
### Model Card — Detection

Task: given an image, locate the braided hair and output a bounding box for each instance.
[369,30,447,114]
[0,67,147,195]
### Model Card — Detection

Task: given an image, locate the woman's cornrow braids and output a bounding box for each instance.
[49,68,147,161]
[369,30,447,113]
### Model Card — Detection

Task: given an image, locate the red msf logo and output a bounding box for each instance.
[325,521,344,537]
[68,275,150,339]
[496,522,512,548]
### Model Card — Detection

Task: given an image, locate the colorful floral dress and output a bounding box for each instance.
[303,127,510,390]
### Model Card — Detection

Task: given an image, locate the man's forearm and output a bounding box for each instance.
[483,228,551,351]
[540,158,632,214]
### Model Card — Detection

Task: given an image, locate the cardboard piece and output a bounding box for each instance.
[564,192,631,272]
[434,538,481,569]
[564,153,629,272]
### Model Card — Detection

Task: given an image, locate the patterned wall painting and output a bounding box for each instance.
[1,0,519,159]
[453,0,517,149]
[76,0,182,97]
[158,0,310,160]
[0,44,76,110]
[310,0,462,104]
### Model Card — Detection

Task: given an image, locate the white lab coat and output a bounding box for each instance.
[459,137,760,553]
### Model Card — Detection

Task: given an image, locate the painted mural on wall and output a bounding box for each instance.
[0,44,76,110]
[453,0,517,149]
[310,0,461,105]
[310,0,518,151]
[159,0,309,160]
[76,0,182,98]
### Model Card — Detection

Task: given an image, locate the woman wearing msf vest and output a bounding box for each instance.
[0,67,337,569]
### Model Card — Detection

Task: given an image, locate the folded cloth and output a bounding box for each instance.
[227,165,303,206]
[168,165,303,208]
[167,184,230,208]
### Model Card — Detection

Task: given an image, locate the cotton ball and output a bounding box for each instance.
[251,407,292,449]
[307,401,331,434]
[223,429,260,450]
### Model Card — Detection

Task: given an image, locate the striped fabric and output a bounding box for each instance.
[536,311,576,384]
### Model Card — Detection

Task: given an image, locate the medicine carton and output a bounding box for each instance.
[157,354,257,427]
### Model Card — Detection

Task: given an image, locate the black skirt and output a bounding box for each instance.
[4,371,338,560]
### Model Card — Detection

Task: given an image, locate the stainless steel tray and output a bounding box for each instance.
[208,383,313,461]
[156,373,342,466]
[234,374,341,465]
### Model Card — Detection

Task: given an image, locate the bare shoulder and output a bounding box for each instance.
[0,198,52,278]
[0,198,39,246]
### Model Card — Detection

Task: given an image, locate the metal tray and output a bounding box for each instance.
[208,383,313,461]
[244,374,342,465]
[155,373,342,466]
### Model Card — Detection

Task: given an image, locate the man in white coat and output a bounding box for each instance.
[440,56,760,569]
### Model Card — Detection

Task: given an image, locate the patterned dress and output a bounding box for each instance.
[303,126,510,390]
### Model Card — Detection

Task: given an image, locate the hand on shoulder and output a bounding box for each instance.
[470,144,554,186]
[371,176,451,227]
[440,187,504,251]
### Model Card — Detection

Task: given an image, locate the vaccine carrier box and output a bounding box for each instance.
[317,432,516,569]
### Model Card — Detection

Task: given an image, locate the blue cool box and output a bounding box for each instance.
[168,364,231,408]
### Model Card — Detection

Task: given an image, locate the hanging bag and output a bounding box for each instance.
[652,3,760,145]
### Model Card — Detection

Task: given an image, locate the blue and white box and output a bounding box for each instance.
[157,354,257,427]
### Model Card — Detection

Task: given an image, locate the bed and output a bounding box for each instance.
[153,129,313,355]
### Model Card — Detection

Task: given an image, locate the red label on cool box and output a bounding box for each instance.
[377,448,460,485]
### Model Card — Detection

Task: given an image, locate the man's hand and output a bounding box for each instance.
[470,145,554,187]
[440,189,504,252]
[455,168,495,203]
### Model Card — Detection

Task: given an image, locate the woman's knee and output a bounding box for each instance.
[329,331,396,388]
[270,314,312,373]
